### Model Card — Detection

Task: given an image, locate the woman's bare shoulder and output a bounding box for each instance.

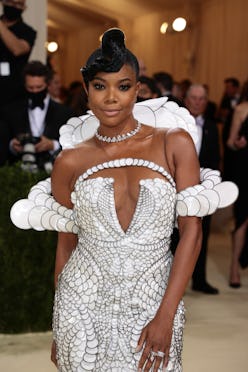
[147,125,191,141]
[164,127,194,147]
[54,148,78,168]
[56,140,96,165]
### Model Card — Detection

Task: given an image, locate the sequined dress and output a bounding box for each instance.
[10,98,239,371]
[53,159,185,372]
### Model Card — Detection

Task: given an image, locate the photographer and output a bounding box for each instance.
[0,0,37,111]
[1,60,74,171]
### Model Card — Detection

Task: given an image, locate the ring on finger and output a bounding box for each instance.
[156,350,165,358]
[149,350,156,362]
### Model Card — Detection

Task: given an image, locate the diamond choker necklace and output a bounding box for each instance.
[95,121,141,143]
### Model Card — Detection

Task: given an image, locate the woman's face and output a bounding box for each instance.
[87,64,139,128]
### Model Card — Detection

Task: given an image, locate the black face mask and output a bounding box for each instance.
[3,5,23,21]
[27,88,48,110]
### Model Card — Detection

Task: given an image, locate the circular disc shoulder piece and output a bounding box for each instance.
[58,97,199,150]
[10,199,35,229]
[214,181,239,208]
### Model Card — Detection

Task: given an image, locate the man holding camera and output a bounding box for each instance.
[0,0,37,111]
[1,60,74,171]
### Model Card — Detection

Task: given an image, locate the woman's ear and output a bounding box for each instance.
[134,81,140,102]
[82,81,88,95]
[136,81,140,96]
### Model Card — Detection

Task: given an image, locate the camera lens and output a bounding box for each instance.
[18,133,40,172]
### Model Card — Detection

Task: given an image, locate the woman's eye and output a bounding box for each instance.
[119,84,131,91]
[93,83,105,90]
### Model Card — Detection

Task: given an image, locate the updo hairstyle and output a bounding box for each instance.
[81,28,139,87]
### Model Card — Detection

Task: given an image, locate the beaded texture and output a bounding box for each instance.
[10,159,238,233]
[10,96,239,371]
[53,159,184,371]
[95,121,141,143]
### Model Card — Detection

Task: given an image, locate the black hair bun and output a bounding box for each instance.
[101,28,126,59]
[81,28,133,84]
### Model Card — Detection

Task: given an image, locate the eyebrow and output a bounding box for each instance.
[92,77,132,83]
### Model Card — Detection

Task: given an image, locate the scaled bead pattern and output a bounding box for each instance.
[10,96,239,371]
[10,160,238,232]
[53,158,184,371]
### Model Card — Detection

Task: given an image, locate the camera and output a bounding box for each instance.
[18,133,40,173]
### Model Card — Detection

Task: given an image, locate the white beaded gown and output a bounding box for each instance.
[10,97,239,372]
[53,158,185,372]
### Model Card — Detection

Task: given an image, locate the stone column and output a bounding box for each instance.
[23,0,47,63]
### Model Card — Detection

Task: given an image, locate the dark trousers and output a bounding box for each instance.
[170,215,211,286]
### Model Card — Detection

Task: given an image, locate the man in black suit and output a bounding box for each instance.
[185,84,221,294]
[170,84,220,294]
[1,60,74,171]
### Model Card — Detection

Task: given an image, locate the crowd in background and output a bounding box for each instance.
[0,0,247,291]
[136,65,248,290]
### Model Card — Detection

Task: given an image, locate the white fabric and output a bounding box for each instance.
[195,114,204,155]
[28,95,50,137]
[28,95,59,152]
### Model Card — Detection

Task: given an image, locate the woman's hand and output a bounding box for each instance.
[51,340,57,367]
[136,313,173,372]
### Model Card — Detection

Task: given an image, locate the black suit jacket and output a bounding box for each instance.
[1,97,74,167]
[198,116,220,170]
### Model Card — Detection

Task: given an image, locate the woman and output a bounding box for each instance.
[50,28,202,372]
[10,28,238,371]
[227,79,248,287]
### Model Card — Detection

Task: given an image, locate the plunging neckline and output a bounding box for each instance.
[73,158,176,236]
[108,177,173,235]
[79,177,175,236]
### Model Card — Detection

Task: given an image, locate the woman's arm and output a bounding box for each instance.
[54,232,77,287]
[227,105,243,148]
[158,129,202,316]
[0,20,31,56]
[138,129,202,371]
[51,150,78,287]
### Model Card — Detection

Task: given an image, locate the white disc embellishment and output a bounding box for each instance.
[10,199,35,229]
[214,181,239,208]
[28,206,47,231]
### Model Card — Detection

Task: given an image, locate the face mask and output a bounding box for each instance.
[27,88,48,109]
[3,5,23,21]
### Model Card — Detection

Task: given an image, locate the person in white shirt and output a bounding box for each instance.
[1,60,74,170]
[170,84,221,295]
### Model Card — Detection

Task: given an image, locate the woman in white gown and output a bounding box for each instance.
[10,28,238,371]
[50,28,202,372]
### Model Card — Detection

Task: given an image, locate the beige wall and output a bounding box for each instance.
[131,11,192,80]
[23,0,47,63]
[130,0,248,102]
[47,0,248,103]
[195,0,248,102]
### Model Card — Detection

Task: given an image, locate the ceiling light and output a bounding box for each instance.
[47,41,58,53]
[160,22,169,34]
[172,17,187,32]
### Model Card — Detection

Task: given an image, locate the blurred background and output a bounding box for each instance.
[27,0,248,104]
